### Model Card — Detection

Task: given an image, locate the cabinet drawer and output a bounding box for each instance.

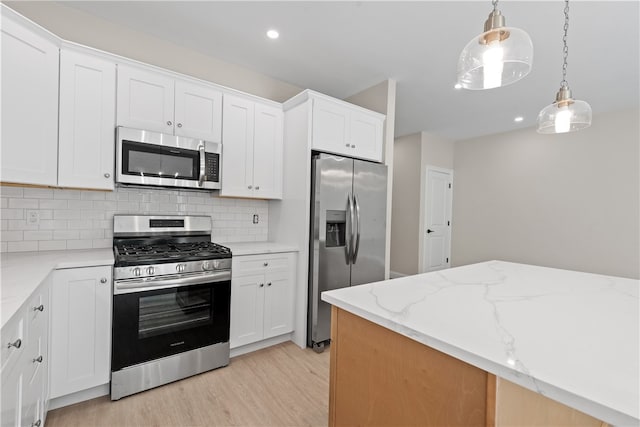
[1,311,26,377]
[232,254,290,276]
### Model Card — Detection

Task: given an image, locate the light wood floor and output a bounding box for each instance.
[46,342,330,427]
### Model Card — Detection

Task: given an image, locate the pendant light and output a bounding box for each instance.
[457,0,533,90]
[537,0,592,134]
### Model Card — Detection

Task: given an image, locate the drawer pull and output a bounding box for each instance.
[7,338,21,349]
[33,304,44,312]
[263,262,269,267]
[33,355,43,363]
[267,282,272,287]
[32,420,42,427]
[259,283,264,288]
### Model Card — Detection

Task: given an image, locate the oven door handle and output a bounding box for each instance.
[114,271,230,295]
[198,143,206,187]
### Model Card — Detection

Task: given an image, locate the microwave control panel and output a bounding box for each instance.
[205,153,219,182]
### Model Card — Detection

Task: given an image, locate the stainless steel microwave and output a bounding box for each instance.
[116,127,221,190]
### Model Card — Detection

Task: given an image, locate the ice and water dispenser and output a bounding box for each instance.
[325,210,346,247]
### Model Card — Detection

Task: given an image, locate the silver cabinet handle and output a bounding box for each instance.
[33,304,44,312]
[33,355,43,363]
[177,123,182,128]
[32,420,41,427]
[248,185,253,189]
[263,262,268,267]
[267,282,272,287]
[352,194,361,264]
[345,143,350,147]
[100,277,107,284]
[7,339,21,349]
[167,120,172,126]
[259,283,264,287]
[351,144,356,148]
[104,173,111,178]
[255,186,260,190]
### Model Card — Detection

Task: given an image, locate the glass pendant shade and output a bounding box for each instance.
[537,88,592,134]
[457,14,533,90]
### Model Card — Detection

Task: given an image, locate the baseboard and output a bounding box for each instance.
[48,383,110,410]
[390,270,408,279]
[230,333,292,358]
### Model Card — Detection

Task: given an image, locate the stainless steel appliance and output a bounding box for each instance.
[116,126,221,190]
[308,153,387,351]
[111,215,231,400]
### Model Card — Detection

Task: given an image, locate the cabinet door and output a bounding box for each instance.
[0,370,24,427]
[220,95,254,198]
[230,274,264,348]
[174,80,222,142]
[350,110,383,162]
[116,65,174,134]
[252,104,283,199]
[311,98,350,156]
[1,15,59,186]
[263,269,295,339]
[58,49,116,190]
[50,266,112,399]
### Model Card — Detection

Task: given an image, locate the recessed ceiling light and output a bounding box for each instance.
[266,29,279,40]
[454,83,462,90]
[514,116,524,122]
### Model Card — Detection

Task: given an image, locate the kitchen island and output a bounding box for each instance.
[322,261,639,426]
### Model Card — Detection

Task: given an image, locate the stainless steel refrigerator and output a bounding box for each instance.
[308,153,387,351]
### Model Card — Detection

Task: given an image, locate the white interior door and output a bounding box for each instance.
[423,167,453,272]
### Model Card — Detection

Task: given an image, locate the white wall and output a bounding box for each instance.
[4,1,302,102]
[452,108,639,279]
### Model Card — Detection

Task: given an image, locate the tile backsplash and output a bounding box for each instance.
[0,186,268,253]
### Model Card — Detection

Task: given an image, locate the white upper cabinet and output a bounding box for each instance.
[221,94,283,199]
[310,95,384,162]
[174,80,223,141]
[1,13,59,186]
[58,49,116,190]
[117,65,222,142]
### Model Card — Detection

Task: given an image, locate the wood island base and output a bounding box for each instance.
[328,307,607,427]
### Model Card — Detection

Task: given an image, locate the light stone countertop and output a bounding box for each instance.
[223,242,298,256]
[1,249,114,328]
[321,260,639,426]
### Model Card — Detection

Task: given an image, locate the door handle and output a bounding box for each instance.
[427,229,435,234]
[345,194,354,265]
[352,194,361,264]
[198,143,205,186]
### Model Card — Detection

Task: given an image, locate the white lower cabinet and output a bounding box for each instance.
[50,266,112,399]
[230,252,296,348]
[1,276,50,427]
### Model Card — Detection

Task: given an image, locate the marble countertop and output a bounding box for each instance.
[223,241,298,256]
[1,249,114,328]
[322,261,639,426]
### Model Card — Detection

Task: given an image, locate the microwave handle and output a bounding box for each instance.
[198,143,205,186]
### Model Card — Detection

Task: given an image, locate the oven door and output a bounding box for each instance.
[111,276,230,371]
[116,126,221,190]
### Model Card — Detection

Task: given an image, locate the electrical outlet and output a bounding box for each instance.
[253,214,259,224]
[27,210,39,225]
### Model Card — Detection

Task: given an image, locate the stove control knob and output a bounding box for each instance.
[133,267,141,277]
[176,264,185,273]
[202,261,211,271]
[147,266,155,275]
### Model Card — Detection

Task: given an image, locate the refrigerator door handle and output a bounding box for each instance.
[345,193,354,264]
[353,193,361,264]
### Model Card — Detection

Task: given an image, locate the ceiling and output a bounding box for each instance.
[60,1,639,141]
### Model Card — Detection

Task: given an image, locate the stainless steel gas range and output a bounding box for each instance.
[111,215,231,400]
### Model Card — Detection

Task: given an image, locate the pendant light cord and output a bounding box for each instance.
[561,0,570,89]
[492,0,499,13]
